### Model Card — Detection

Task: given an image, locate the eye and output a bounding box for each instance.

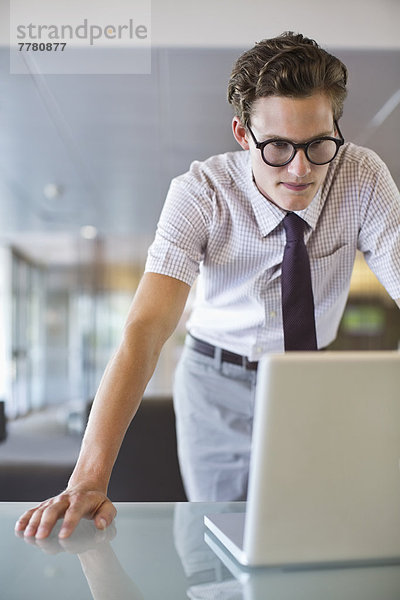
[271,140,291,149]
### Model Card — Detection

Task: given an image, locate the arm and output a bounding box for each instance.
[15,272,191,539]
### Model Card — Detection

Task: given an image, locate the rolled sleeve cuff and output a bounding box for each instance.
[145,241,199,287]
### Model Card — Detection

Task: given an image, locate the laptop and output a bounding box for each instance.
[204,351,400,567]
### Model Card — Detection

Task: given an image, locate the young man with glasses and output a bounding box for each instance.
[16,32,400,539]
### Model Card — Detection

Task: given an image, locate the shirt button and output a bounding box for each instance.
[269,310,276,318]
[256,346,264,353]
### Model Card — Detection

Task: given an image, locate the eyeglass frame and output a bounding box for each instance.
[247,120,345,167]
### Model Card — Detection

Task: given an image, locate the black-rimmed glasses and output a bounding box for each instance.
[247,120,345,167]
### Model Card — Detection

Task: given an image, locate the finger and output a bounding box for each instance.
[15,510,35,532]
[23,506,49,538]
[93,501,117,531]
[59,496,116,539]
[58,495,101,539]
[15,502,47,532]
[34,496,71,539]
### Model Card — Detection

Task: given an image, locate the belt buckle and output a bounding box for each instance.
[242,356,257,371]
[242,356,251,370]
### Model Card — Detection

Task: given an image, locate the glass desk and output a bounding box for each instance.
[2,501,400,599]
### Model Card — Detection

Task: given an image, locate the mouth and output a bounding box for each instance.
[281,182,312,192]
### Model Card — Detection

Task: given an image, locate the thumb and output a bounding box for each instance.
[94,502,117,531]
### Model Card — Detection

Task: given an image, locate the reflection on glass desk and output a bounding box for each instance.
[1,501,400,599]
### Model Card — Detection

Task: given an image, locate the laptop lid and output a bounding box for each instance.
[205,351,400,567]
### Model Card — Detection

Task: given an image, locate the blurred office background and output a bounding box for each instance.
[0,0,399,496]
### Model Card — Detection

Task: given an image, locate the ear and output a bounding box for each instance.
[232,116,250,150]
[333,118,340,136]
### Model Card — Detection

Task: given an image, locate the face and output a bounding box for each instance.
[232,93,336,212]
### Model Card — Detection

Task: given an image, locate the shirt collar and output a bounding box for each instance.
[244,151,325,236]
[294,187,324,231]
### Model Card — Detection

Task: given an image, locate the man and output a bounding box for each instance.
[16,32,400,538]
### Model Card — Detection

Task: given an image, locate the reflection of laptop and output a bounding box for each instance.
[205,351,400,567]
[204,530,400,599]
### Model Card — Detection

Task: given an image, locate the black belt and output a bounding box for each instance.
[188,334,258,371]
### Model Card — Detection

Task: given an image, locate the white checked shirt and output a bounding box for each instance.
[145,144,400,360]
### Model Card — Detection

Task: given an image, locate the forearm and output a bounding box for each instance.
[68,319,165,492]
[15,273,190,539]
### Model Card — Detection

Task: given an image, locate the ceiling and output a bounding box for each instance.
[0,46,399,266]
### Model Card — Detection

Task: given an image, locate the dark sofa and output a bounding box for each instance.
[0,397,187,502]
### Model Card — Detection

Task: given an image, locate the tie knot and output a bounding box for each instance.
[283,212,306,241]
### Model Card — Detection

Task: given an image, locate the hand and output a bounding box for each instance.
[16,519,117,555]
[14,487,117,540]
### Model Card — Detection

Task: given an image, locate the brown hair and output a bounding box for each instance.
[227,32,348,127]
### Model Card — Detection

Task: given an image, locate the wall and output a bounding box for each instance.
[1,0,400,49]
[0,247,12,406]
[149,0,400,49]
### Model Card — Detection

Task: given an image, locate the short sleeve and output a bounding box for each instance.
[145,174,213,286]
[357,152,400,299]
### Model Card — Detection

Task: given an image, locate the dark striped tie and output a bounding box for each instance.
[281,212,317,351]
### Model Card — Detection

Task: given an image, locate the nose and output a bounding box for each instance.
[287,149,311,178]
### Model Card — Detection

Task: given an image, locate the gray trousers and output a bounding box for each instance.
[173,338,258,502]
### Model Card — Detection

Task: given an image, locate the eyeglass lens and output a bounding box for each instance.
[263,139,339,166]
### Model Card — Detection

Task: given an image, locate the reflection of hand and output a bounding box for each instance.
[15,519,117,556]
[14,488,117,540]
[17,516,144,600]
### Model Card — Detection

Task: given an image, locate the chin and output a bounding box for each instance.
[274,196,313,212]
[286,200,313,211]
[259,183,315,212]
[277,188,316,211]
